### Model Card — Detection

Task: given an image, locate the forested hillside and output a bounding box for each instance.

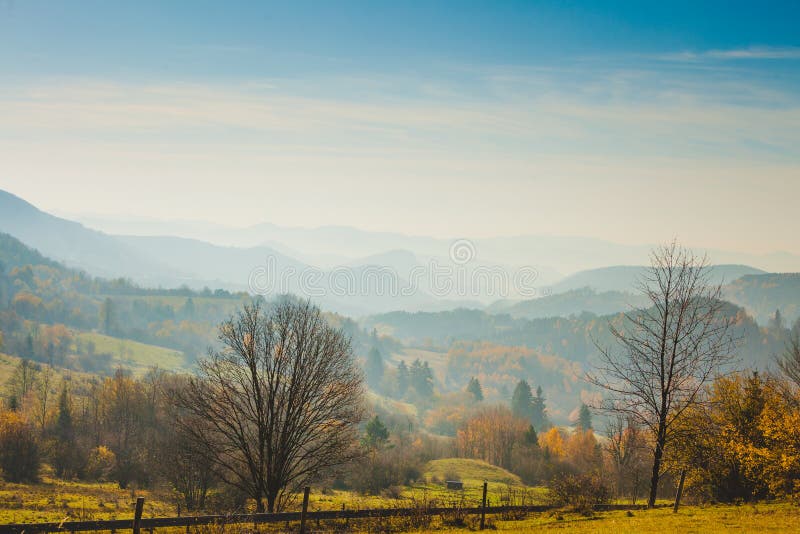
[363,301,788,370]
[0,233,387,379]
[723,273,800,325]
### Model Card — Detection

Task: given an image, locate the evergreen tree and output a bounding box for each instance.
[100,297,114,335]
[531,386,548,430]
[53,384,79,478]
[397,360,409,396]
[363,415,389,448]
[511,380,534,420]
[524,424,539,446]
[410,359,434,398]
[466,377,484,401]
[182,297,196,319]
[576,403,593,430]
[365,347,385,390]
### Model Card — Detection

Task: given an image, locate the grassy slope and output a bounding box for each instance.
[73,332,185,374]
[0,352,99,395]
[423,458,521,487]
[0,474,174,524]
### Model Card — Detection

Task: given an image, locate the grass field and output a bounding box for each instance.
[73,332,186,374]
[427,502,800,533]
[2,469,798,532]
[306,458,543,514]
[0,473,174,524]
[1,458,796,532]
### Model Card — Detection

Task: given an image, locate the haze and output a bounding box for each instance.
[1,1,799,255]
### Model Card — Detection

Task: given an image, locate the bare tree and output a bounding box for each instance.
[776,329,800,389]
[158,380,217,512]
[605,415,647,504]
[588,242,735,508]
[171,300,364,512]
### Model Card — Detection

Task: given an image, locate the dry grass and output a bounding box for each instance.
[0,473,176,524]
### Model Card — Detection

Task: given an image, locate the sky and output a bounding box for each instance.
[1,0,799,254]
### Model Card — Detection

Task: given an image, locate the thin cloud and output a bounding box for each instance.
[661,46,800,62]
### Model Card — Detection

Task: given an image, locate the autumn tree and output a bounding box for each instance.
[171,300,364,512]
[0,409,40,482]
[565,429,602,474]
[457,406,527,469]
[101,369,148,488]
[588,242,735,507]
[7,358,36,408]
[539,427,565,459]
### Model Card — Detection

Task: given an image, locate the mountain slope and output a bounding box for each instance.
[724,273,800,325]
[0,190,180,284]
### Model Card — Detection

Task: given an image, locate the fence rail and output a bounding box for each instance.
[0,503,650,533]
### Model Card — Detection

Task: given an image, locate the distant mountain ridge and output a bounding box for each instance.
[0,190,182,284]
[2,189,798,318]
[72,212,800,274]
[549,264,767,294]
[488,287,648,319]
[489,265,779,323]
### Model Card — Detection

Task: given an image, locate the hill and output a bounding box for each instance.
[550,264,766,294]
[487,288,648,319]
[423,458,523,487]
[0,190,179,284]
[723,273,800,325]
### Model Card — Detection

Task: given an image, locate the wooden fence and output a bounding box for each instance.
[0,484,651,534]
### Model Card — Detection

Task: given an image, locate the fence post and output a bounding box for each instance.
[479,481,488,530]
[673,470,687,513]
[299,486,311,534]
[132,497,145,534]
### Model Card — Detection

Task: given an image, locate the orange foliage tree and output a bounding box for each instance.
[456,405,527,468]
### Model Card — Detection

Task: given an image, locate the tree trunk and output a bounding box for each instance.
[648,435,665,508]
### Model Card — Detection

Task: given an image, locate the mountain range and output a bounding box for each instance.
[2,188,799,320]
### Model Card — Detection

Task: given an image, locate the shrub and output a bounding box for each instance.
[86,446,116,481]
[0,410,40,482]
[548,473,609,512]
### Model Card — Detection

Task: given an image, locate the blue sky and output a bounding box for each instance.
[1,1,799,254]
[3,1,800,78]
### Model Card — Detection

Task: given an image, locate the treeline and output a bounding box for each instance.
[362,303,789,369]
